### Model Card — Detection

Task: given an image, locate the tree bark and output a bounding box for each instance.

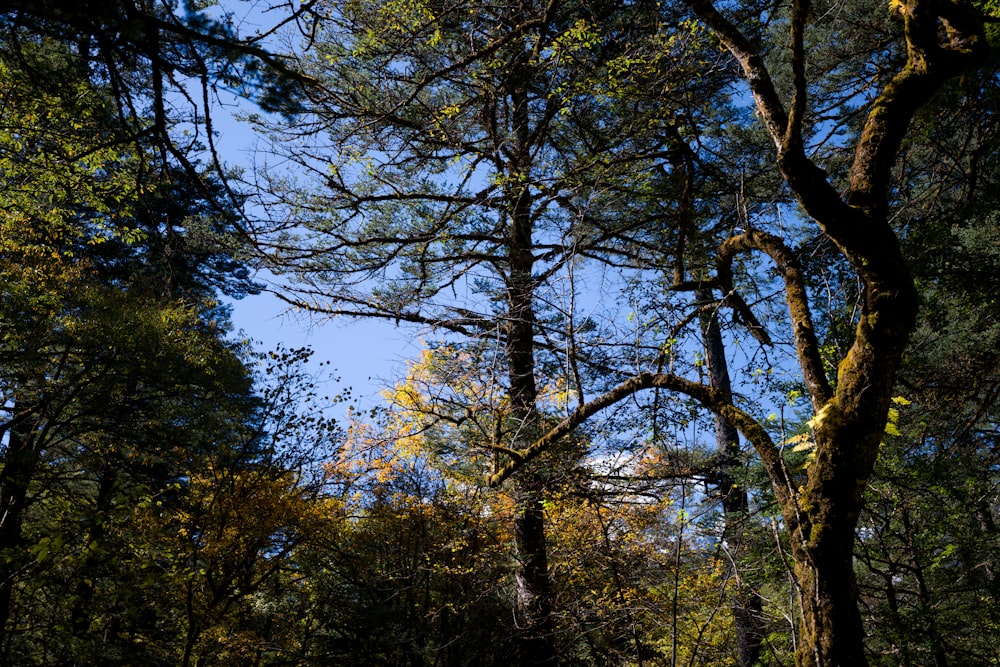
[698,294,764,667]
[506,42,557,664]
[0,417,40,665]
[512,475,556,666]
[788,516,868,666]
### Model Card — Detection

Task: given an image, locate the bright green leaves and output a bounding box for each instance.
[346,0,441,57]
[0,44,142,295]
[883,395,911,437]
[545,18,601,67]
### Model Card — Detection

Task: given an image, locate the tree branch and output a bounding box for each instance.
[784,0,810,154]
[683,0,789,149]
[847,0,989,218]
[719,230,833,410]
[487,371,796,508]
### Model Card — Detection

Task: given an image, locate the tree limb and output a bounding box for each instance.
[487,371,796,508]
[719,230,833,410]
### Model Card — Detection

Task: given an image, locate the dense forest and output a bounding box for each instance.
[1,0,998,665]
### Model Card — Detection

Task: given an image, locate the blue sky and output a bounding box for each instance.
[210,88,416,411]
[227,285,419,411]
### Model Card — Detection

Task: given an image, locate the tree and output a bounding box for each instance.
[0,0,311,189]
[0,37,146,650]
[251,1,740,661]
[0,298,248,665]
[0,3,365,665]
[296,409,519,666]
[488,1,993,664]
[697,297,766,666]
[116,347,340,667]
[0,21,295,663]
[231,0,997,664]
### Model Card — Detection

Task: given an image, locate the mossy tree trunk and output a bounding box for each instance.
[492,1,989,664]
[685,1,987,662]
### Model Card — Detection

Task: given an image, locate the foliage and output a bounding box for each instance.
[2,0,1000,665]
[0,14,332,665]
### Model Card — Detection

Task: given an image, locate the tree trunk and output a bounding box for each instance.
[69,463,117,639]
[787,506,868,667]
[507,203,557,664]
[0,418,40,664]
[698,293,764,666]
[505,34,558,665]
[512,476,556,666]
[785,285,917,667]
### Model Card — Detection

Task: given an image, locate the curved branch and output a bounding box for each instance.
[719,231,833,410]
[487,372,795,508]
[709,260,772,347]
[847,0,989,218]
[682,0,789,149]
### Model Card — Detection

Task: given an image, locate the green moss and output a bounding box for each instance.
[809,521,826,547]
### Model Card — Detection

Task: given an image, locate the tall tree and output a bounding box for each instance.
[0,23,262,662]
[480,2,994,665]
[0,3,351,665]
[250,1,720,662]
